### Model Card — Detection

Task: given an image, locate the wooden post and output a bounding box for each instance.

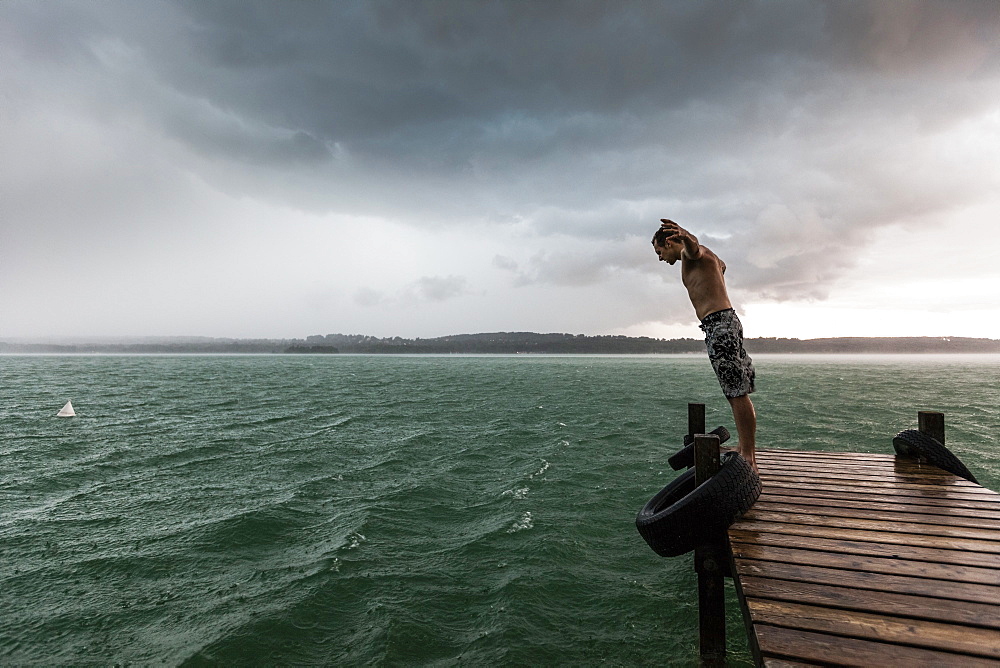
[694,435,722,486]
[688,402,706,440]
[918,411,945,445]
[694,432,725,665]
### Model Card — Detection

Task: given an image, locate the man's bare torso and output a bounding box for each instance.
[681,246,732,321]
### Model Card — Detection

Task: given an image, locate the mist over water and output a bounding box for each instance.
[2,354,998,665]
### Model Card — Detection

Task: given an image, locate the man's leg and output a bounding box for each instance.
[727,393,757,473]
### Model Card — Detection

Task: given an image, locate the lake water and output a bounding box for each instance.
[2,354,998,666]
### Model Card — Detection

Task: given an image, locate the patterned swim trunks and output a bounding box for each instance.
[700,308,756,399]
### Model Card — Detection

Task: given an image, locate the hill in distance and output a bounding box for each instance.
[2,333,997,354]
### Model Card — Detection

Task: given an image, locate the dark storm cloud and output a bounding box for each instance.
[10,2,998,190]
[4,3,835,167]
[3,0,1000,335]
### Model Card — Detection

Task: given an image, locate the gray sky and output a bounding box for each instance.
[3,0,999,340]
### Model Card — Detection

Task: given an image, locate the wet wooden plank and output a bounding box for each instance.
[733,519,1000,554]
[734,557,1000,603]
[747,599,1000,659]
[759,465,984,488]
[756,453,977,473]
[756,450,980,468]
[760,476,998,500]
[756,494,1000,522]
[761,480,997,501]
[753,499,1000,529]
[759,482,1000,510]
[741,575,1000,630]
[755,625,1000,668]
[756,454,982,480]
[762,659,821,668]
[755,450,898,460]
[743,508,1000,541]
[762,474,985,492]
[758,453,957,467]
[730,542,1000,585]
[729,528,999,569]
[757,460,966,478]
[757,452,924,466]
[756,455,984,476]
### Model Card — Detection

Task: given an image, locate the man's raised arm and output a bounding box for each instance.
[659,219,703,260]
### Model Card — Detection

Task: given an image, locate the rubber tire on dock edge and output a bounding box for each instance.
[892,429,978,484]
[636,451,761,557]
[667,425,731,471]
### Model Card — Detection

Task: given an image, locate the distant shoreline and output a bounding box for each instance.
[2,333,997,355]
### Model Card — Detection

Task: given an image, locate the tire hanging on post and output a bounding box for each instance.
[636,451,761,557]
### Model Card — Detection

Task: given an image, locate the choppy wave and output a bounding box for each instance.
[1,354,997,665]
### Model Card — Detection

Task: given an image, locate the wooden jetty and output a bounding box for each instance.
[684,406,1000,666]
[731,447,1000,666]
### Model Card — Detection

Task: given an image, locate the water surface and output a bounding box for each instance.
[2,354,997,665]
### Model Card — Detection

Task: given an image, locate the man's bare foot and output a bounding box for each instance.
[721,447,759,474]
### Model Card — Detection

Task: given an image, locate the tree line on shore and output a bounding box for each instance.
[2,333,998,354]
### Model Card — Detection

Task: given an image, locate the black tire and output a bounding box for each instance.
[892,429,978,484]
[636,451,761,557]
[667,426,731,471]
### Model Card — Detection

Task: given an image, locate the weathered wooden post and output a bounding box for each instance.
[918,410,945,445]
[688,402,706,440]
[690,403,726,665]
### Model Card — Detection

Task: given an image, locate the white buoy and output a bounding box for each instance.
[57,400,76,417]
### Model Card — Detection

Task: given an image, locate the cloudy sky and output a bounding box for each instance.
[3,1,999,341]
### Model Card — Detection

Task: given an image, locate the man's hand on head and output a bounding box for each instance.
[659,219,701,259]
[659,219,685,239]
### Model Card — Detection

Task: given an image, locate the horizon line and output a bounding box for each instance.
[2,333,998,343]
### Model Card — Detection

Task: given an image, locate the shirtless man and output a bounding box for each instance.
[652,219,757,472]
